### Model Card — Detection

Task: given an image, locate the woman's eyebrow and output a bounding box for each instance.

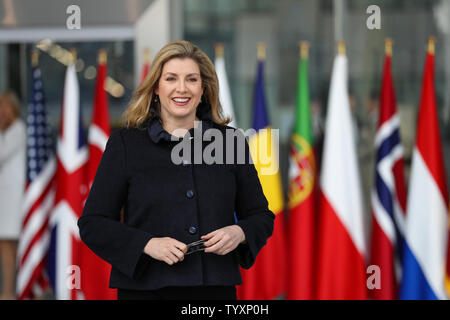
[162,72,201,77]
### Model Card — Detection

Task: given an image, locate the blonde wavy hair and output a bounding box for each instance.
[122,40,231,128]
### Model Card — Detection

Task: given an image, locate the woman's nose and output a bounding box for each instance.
[176,80,187,93]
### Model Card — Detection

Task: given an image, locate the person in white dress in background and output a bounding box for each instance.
[0,91,26,300]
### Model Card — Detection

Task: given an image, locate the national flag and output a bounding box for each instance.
[286,42,316,300]
[140,48,151,84]
[369,39,407,300]
[16,53,56,299]
[447,204,450,297]
[399,38,449,300]
[316,43,367,299]
[237,43,287,300]
[47,54,88,300]
[78,49,116,300]
[214,43,237,128]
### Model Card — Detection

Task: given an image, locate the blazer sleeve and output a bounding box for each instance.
[234,132,275,269]
[78,129,153,279]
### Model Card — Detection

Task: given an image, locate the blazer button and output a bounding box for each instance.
[186,190,195,199]
[188,226,197,235]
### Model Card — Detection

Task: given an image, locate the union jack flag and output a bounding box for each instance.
[47,62,88,300]
[17,65,56,299]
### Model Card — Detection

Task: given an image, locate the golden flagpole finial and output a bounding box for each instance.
[300,41,309,60]
[143,47,150,63]
[98,49,107,64]
[70,48,77,64]
[385,38,393,56]
[337,41,346,56]
[31,50,39,67]
[427,36,436,55]
[257,42,266,61]
[215,43,224,58]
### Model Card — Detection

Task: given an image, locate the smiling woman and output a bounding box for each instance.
[122,40,230,129]
[78,40,275,300]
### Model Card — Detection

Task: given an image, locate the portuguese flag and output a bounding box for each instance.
[286,42,316,300]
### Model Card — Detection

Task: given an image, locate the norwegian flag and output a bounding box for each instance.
[47,62,88,300]
[16,65,56,299]
[369,45,407,299]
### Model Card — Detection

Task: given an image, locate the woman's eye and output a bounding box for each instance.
[166,77,176,81]
[188,78,198,82]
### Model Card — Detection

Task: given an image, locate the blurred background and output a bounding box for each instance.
[0,0,450,299]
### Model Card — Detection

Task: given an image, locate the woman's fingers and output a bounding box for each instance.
[202,225,245,255]
[202,231,221,248]
[173,239,188,254]
[204,236,227,254]
[170,246,185,262]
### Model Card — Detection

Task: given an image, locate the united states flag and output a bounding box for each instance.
[17,65,56,299]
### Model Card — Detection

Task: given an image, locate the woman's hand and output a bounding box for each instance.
[143,237,187,265]
[201,225,246,255]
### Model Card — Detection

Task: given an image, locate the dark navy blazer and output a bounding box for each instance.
[78,108,275,291]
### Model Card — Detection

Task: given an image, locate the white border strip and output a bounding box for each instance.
[0,26,135,43]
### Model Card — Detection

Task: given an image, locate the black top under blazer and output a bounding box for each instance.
[78,107,275,291]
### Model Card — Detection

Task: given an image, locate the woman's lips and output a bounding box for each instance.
[172,97,191,106]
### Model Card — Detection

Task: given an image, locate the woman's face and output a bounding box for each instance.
[155,57,204,124]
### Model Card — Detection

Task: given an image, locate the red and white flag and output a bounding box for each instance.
[369,41,407,300]
[79,50,116,300]
[17,63,55,299]
[48,59,88,300]
[140,48,151,84]
[316,47,367,299]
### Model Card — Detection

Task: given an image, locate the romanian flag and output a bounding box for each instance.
[400,38,449,300]
[237,43,287,300]
[287,42,316,300]
[316,43,367,299]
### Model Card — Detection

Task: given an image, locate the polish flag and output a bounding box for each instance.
[316,43,367,299]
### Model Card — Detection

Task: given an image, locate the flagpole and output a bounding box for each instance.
[300,41,309,60]
[215,43,224,58]
[385,38,393,56]
[98,48,107,65]
[70,48,77,65]
[143,47,150,65]
[337,40,346,56]
[257,42,266,61]
[31,50,39,68]
[428,36,436,55]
